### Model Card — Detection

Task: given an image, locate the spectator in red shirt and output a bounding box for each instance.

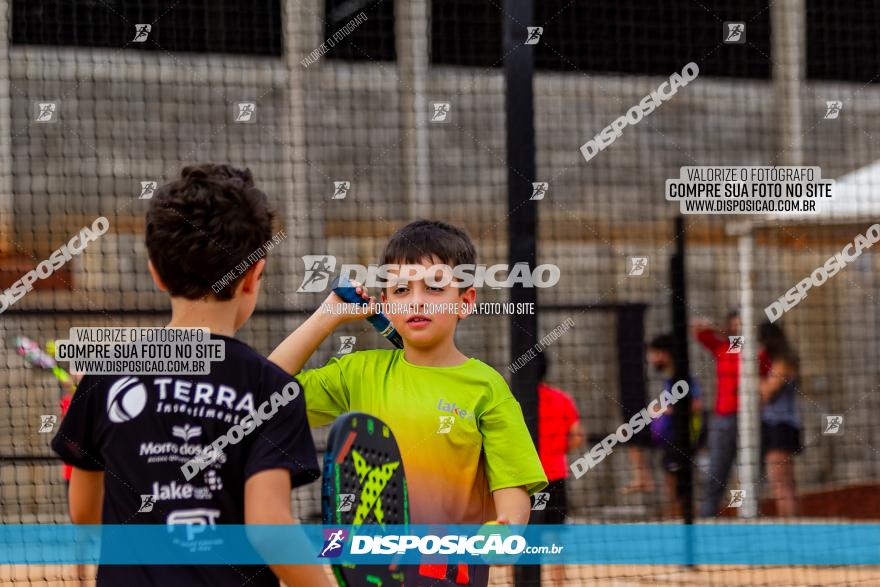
[534,352,584,584]
[693,310,742,517]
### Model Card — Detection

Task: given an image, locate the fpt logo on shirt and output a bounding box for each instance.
[167,508,221,541]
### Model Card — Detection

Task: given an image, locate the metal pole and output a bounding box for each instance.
[734,0,806,520]
[396,0,431,219]
[502,1,539,585]
[0,0,13,255]
[773,0,805,167]
[737,229,760,518]
[281,3,312,316]
[671,216,694,559]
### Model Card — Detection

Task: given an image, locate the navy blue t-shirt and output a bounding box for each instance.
[51,334,320,586]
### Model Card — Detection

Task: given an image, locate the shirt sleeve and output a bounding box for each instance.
[51,376,105,471]
[244,367,321,488]
[480,397,548,495]
[696,328,726,356]
[295,356,352,427]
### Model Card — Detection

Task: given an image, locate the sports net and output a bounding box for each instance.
[2,0,879,585]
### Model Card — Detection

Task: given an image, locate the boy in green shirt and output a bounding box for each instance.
[270,220,547,585]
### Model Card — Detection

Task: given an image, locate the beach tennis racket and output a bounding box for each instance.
[322,412,409,587]
[331,276,404,349]
[11,336,75,393]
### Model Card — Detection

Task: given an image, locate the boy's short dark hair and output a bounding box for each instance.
[648,334,675,355]
[381,219,477,269]
[146,164,274,300]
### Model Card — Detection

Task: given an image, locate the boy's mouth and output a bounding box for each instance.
[406,315,431,326]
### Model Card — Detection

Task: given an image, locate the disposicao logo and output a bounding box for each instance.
[319,528,348,558]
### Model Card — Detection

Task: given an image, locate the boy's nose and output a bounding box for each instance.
[409,294,427,311]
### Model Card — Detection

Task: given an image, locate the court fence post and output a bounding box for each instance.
[503,0,540,585]
[671,215,695,563]
[0,0,13,255]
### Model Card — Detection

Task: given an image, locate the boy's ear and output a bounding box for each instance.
[457,286,476,320]
[239,259,266,295]
[147,260,168,292]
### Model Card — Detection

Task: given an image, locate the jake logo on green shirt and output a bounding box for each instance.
[437,400,472,419]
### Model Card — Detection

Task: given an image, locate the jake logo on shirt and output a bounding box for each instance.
[437,400,472,419]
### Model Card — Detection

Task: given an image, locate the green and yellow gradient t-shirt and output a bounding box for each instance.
[297,349,547,524]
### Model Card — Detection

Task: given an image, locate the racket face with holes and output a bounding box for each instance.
[322,412,409,587]
[12,336,74,393]
[13,336,57,369]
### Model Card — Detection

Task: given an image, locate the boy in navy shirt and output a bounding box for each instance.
[52,164,329,586]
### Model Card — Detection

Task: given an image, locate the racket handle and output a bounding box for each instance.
[331,277,404,349]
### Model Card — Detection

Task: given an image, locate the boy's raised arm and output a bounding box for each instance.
[269,309,340,375]
[269,289,375,374]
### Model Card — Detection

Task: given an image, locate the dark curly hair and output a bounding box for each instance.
[145,164,275,300]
